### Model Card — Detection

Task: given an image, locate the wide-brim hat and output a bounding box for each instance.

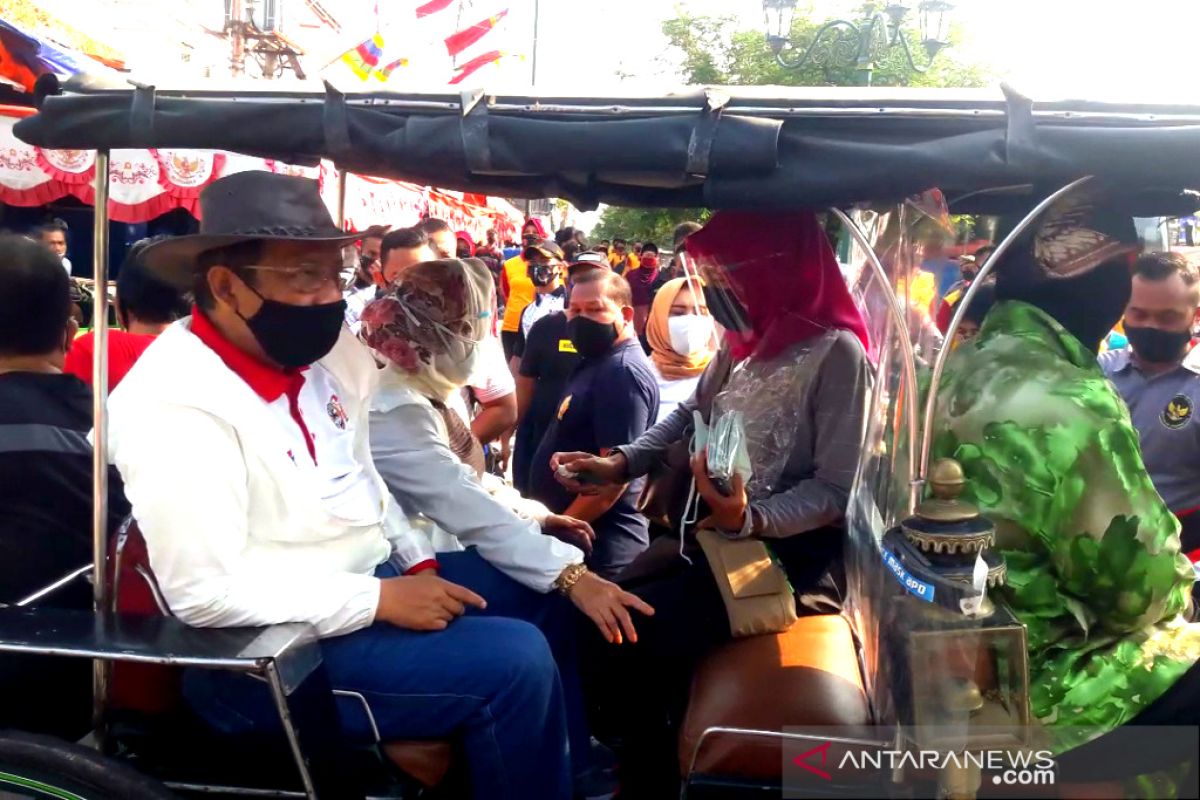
[142,171,365,289]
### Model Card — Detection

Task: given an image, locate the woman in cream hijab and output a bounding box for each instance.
[644,276,718,423]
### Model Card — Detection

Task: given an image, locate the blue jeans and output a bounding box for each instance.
[183,549,574,800]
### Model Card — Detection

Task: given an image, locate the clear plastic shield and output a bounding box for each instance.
[841,196,1024,769]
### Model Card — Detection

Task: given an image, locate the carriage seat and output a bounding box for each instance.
[110,521,455,790]
[679,613,870,782]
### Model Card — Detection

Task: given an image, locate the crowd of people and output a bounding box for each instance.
[1,171,1199,799]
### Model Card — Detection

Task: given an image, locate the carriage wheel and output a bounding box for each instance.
[0,730,176,800]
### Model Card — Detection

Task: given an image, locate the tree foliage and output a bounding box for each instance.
[591,3,991,243]
[590,207,711,250]
[660,4,991,89]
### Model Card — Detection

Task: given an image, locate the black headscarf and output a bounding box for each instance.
[993,193,1139,352]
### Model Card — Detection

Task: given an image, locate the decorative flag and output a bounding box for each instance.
[373,57,409,82]
[339,33,384,80]
[444,10,509,58]
[450,49,522,85]
[415,0,456,17]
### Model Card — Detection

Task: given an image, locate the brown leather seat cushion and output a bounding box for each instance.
[679,614,870,781]
[382,740,455,788]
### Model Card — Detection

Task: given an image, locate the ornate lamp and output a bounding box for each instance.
[762,0,798,55]
[882,459,1031,753]
[918,1,954,60]
[762,0,953,82]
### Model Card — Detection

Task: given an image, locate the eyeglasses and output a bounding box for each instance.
[243,263,355,293]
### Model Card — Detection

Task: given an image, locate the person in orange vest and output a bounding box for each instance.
[500,218,547,362]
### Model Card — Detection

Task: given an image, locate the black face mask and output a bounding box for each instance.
[1126,326,1192,364]
[522,234,539,247]
[531,265,557,287]
[703,285,752,334]
[355,256,376,289]
[568,315,620,359]
[239,288,348,369]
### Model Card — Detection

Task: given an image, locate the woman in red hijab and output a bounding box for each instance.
[552,210,872,796]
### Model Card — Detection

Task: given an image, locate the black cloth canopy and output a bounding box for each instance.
[14,79,1200,213]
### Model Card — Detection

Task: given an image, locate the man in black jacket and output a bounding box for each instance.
[0,235,130,735]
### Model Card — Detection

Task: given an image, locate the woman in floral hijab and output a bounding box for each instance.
[362,258,655,787]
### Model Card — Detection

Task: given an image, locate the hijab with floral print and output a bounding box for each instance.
[361,257,493,401]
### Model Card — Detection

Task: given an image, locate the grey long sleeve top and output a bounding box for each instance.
[616,329,870,538]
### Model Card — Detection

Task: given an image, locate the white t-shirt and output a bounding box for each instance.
[61,256,73,276]
[448,334,515,427]
[268,362,383,523]
[653,368,702,425]
[343,284,376,335]
[519,290,566,339]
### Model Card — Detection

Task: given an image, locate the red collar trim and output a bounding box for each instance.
[190,306,305,403]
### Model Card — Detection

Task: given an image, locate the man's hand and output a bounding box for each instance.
[567,571,655,645]
[691,450,749,533]
[376,574,487,631]
[496,435,513,475]
[543,514,595,554]
[551,451,628,495]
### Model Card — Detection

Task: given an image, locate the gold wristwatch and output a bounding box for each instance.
[554,563,588,596]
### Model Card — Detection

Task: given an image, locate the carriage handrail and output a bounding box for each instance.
[917,176,1094,483]
[832,208,922,514]
[12,564,93,607]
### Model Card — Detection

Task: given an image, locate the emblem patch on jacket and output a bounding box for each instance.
[327,394,349,430]
[1162,394,1193,430]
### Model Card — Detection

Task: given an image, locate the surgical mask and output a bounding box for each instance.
[531,264,558,287]
[668,314,713,356]
[239,289,347,369]
[434,343,481,387]
[703,285,752,334]
[1126,326,1192,364]
[568,315,619,358]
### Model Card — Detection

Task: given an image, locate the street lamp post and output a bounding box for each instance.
[763,0,953,85]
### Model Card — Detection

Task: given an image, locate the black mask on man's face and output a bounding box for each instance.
[237,286,347,368]
[355,255,376,289]
[531,264,558,287]
[1126,326,1192,364]
[568,315,620,358]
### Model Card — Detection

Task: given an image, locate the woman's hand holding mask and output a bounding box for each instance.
[691,450,749,534]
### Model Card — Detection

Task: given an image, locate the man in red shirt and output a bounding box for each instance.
[63,237,189,390]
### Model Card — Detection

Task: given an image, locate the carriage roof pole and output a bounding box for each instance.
[917,175,1094,485]
[334,166,347,229]
[91,149,112,741]
[832,208,922,514]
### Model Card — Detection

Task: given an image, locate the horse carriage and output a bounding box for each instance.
[2,77,1199,799]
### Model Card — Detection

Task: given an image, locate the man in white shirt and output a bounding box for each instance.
[111,172,573,799]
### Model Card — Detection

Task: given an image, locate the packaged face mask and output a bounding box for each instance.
[692,409,753,490]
